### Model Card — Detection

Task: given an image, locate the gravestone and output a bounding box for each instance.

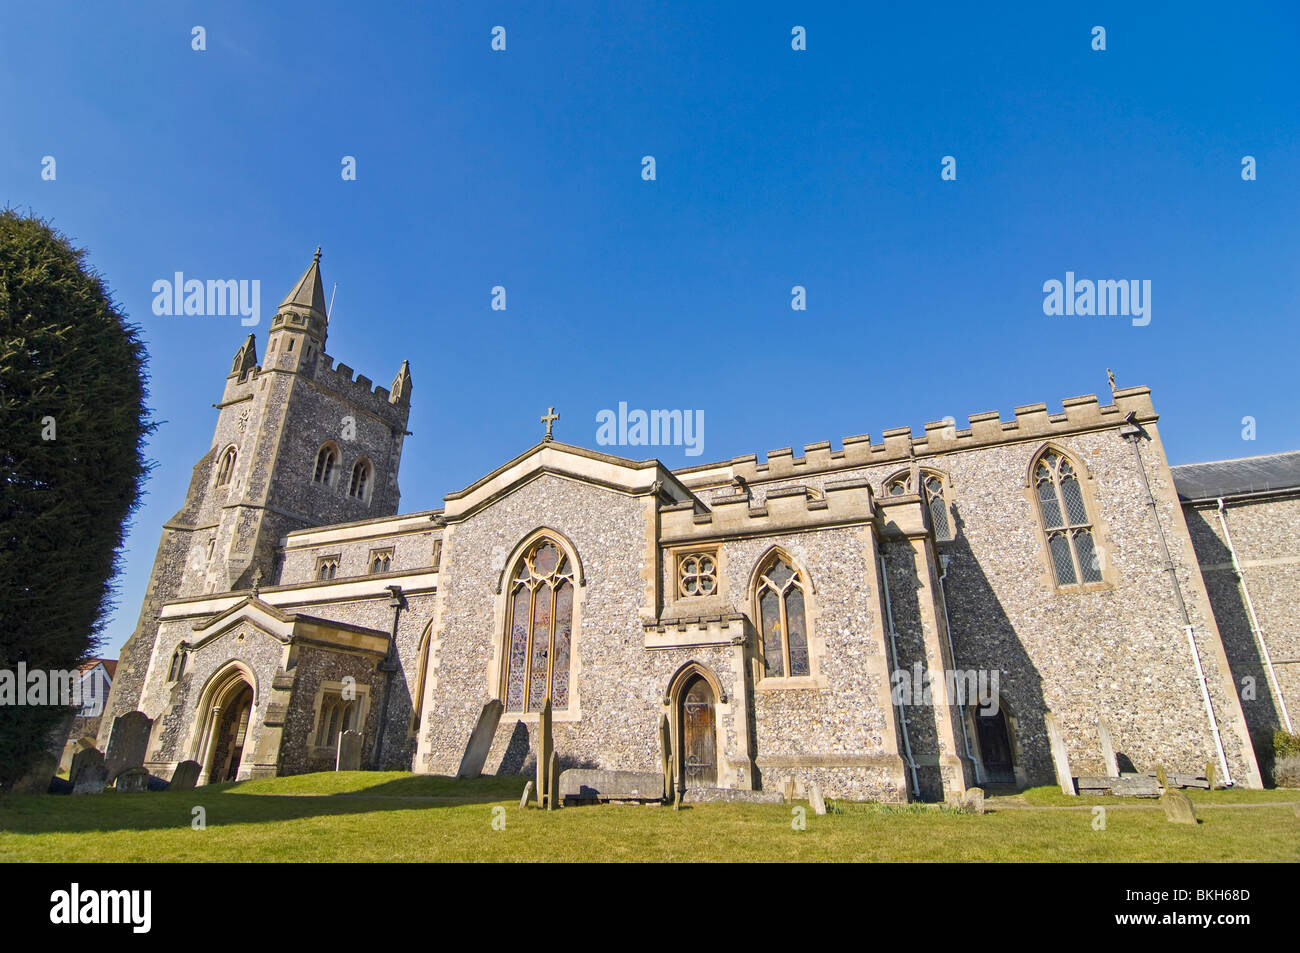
[72,761,109,796]
[69,747,105,787]
[170,760,202,792]
[105,711,153,782]
[456,700,503,779]
[1205,760,1219,790]
[1043,713,1075,796]
[1160,790,1197,825]
[1155,764,1168,790]
[782,778,794,803]
[115,767,150,793]
[658,714,673,801]
[560,769,669,803]
[547,750,559,811]
[336,730,362,771]
[809,782,826,816]
[962,786,986,815]
[1097,720,1119,778]
[519,780,534,809]
[535,697,554,809]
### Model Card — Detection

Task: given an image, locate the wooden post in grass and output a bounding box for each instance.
[536,696,554,809]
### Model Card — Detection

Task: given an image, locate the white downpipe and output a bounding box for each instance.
[938,555,982,785]
[1217,498,1292,733]
[880,553,920,795]
[1185,623,1233,785]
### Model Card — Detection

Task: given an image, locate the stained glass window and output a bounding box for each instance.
[756,555,811,678]
[503,538,576,712]
[1034,450,1103,587]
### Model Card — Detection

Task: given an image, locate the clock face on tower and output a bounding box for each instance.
[236,408,251,434]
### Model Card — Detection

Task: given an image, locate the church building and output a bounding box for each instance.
[99,252,1298,801]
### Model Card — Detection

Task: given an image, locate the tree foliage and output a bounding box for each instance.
[0,210,152,789]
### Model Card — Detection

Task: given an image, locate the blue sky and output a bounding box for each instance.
[3,2,1297,658]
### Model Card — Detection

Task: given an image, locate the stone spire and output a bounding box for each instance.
[279,246,329,324]
[230,332,258,380]
[391,359,413,406]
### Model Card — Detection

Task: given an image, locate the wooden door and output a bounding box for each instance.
[682,677,716,788]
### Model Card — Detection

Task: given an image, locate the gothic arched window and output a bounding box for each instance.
[313,444,338,485]
[1033,448,1103,587]
[503,538,575,713]
[215,446,238,486]
[348,458,372,500]
[884,469,953,541]
[410,624,432,736]
[756,554,811,678]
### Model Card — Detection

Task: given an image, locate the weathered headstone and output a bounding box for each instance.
[69,747,105,787]
[962,786,986,815]
[1156,764,1168,790]
[170,760,202,792]
[535,697,554,809]
[519,780,534,809]
[105,711,153,782]
[658,713,673,801]
[71,761,109,796]
[1160,790,1197,825]
[115,766,151,793]
[809,782,826,816]
[547,750,560,811]
[782,777,794,803]
[336,730,362,771]
[456,699,503,779]
[1205,760,1219,790]
[1044,713,1075,796]
[1097,720,1119,778]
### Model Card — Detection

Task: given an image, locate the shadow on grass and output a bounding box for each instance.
[0,772,530,836]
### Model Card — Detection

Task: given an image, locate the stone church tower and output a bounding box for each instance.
[99,251,413,740]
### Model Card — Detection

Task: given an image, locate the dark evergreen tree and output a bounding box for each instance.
[0,210,152,789]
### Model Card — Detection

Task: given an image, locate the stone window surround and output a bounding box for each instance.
[882,466,956,543]
[367,546,394,574]
[315,554,341,581]
[486,527,585,724]
[349,457,374,503]
[214,444,238,488]
[669,544,723,601]
[308,679,371,760]
[408,622,432,738]
[749,545,829,691]
[313,441,341,487]
[1023,442,1117,594]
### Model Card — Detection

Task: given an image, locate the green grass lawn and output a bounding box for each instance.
[1,773,1296,862]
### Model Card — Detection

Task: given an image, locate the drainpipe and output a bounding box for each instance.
[880,553,920,795]
[1217,498,1292,732]
[938,555,982,785]
[1121,416,1232,784]
[370,584,405,769]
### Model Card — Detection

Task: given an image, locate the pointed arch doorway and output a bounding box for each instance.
[973,703,1016,786]
[194,665,256,784]
[680,675,717,788]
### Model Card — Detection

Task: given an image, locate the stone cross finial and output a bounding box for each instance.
[313,246,322,264]
[541,407,559,441]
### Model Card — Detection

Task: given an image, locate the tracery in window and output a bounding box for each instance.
[677,551,718,597]
[503,538,575,712]
[1033,449,1103,587]
[756,554,810,678]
